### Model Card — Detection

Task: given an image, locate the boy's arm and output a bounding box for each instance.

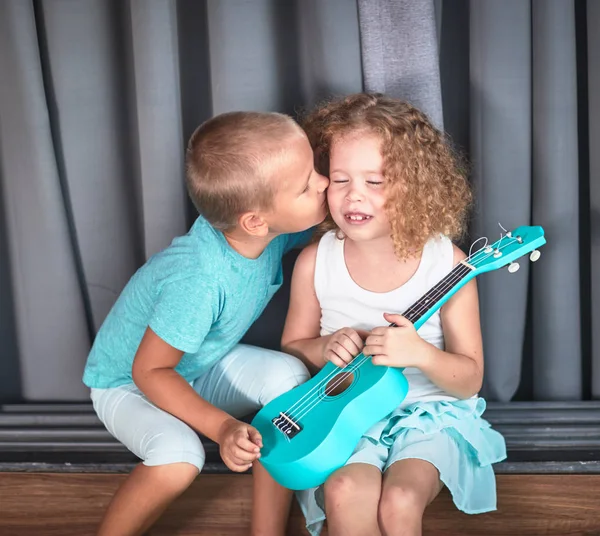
[132,328,261,471]
[280,244,332,374]
[132,328,231,442]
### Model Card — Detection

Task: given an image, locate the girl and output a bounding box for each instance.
[281,93,507,536]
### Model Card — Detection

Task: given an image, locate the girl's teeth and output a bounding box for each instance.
[348,215,369,221]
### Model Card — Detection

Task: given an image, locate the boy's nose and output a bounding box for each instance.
[317,173,329,193]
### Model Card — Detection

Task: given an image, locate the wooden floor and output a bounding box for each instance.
[1,473,599,535]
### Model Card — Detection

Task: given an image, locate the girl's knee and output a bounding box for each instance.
[324,472,363,505]
[378,485,425,526]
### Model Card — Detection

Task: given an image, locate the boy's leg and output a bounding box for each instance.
[251,460,294,536]
[192,344,310,416]
[98,463,198,536]
[193,344,310,535]
[91,386,205,536]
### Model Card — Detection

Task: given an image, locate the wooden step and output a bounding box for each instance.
[1,473,599,535]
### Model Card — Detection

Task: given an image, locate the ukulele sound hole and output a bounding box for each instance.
[325,372,355,397]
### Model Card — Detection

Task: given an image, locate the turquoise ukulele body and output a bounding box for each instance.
[252,225,546,490]
[252,348,409,490]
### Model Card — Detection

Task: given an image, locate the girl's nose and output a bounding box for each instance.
[345,186,364,202]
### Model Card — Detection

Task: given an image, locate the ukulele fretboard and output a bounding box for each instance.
[401,262,474,326]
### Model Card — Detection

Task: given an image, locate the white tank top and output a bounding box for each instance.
[314,230,460,406]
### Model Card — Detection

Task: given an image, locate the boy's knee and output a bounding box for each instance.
[261,354,310,404]
[144,424,206,472]
[140,461,200,492]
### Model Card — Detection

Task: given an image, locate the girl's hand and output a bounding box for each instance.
[323,328,367,367]
[364,313,431,369]
[217,418,263,473]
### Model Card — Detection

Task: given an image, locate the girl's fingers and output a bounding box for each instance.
[363,345,383,357]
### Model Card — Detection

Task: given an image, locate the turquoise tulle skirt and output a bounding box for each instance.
[295,397,507,536]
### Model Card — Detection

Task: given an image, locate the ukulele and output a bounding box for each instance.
[252,225,546,490]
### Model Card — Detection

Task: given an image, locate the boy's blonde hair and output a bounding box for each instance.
[186,111,303,229]
[302,93,472,259]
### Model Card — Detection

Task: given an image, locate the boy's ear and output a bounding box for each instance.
[238,212,269,237]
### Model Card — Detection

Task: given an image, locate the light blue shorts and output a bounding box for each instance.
[298,398,507,536]
[90,344,310,472]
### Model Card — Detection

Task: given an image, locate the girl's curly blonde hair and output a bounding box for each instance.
[301,93,472,259]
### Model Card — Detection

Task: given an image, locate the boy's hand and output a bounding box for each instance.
[217,418,263,472]
[323,328,368,367]
[364,313,431,369]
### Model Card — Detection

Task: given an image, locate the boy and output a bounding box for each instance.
[83,111,329,535]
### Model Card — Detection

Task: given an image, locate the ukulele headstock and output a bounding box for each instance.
[467,225,546,275]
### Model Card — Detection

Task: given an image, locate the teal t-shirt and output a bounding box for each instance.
[82,216,312,389]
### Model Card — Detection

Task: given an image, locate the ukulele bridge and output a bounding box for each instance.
[272,412,302,439]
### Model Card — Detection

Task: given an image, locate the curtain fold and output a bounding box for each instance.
[468,0,533,402]
[589,0,600,399]
[531,0,581,400]
[357,0,444,129]
[129,0,188,260]
[0,0,90,400]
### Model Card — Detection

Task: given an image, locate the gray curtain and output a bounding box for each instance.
[1,0,597,404]
[453,0,595,401]
[358,0,597,402]
[0,0,363,401]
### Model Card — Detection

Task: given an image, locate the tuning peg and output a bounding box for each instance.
[508,262,520,273]
[530,250,541,262]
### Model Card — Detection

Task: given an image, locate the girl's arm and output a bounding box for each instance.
[417,248,484,399]
[281,244,365,374]
[364,245,484,399]
[281,244,330,374]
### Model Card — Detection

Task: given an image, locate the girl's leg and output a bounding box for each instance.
[194,344,310,536]
[91,386,205,536]
[324,463,383,536]
[378,459,443,536]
